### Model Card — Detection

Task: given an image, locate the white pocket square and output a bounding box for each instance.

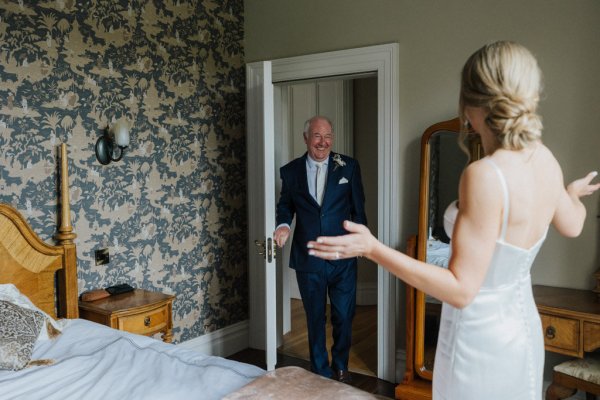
[338,177,349,184]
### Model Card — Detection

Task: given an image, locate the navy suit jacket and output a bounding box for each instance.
[276,152,367,272]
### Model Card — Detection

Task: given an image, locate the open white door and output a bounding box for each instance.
[248,44,400,381]
[246,61,277,371]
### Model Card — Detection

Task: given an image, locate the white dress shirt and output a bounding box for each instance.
[306,155,328,204]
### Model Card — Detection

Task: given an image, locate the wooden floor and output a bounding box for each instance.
[278,298,378,376]
[226,298,395,398]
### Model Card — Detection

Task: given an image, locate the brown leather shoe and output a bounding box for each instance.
[334,369,352,384]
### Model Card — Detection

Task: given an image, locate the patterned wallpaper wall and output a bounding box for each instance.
[0,0,247,343]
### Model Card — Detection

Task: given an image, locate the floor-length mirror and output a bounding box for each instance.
[414,118,480,380]
[398,117,481,399]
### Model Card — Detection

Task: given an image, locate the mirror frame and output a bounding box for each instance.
[414,117,479,380]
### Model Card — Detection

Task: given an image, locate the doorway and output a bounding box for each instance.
[246,43,400,381]
[274,76,379,375]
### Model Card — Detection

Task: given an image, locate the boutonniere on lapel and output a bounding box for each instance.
[332,153,346,171]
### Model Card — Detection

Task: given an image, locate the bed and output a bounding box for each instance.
[0,144,264,399]
[0,144,386,400]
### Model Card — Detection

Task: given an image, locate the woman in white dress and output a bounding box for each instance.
[306,41,600,399]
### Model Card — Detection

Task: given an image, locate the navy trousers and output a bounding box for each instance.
[295,261,357,378]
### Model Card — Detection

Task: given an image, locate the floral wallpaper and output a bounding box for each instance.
[0,0,247,343]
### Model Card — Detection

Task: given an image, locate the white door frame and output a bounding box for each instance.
[246,61,278,371]
[247,43,400,381]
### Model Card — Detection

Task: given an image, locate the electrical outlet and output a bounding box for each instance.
[95,248,109,265]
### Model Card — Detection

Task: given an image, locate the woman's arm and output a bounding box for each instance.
[308,161,503,308]
[553,170,599,237]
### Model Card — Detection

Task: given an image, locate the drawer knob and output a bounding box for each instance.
[545,325,556,339]
[144,316,151,327]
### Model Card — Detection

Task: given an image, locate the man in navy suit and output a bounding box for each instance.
[273,115,367,383]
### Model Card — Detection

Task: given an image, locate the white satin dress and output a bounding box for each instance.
[432,158,545,400]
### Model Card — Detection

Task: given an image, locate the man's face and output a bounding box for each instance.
[304,119,334,162]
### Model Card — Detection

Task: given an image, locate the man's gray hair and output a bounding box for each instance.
[303,116,334,137]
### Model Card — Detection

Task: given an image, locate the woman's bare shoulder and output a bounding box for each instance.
[538,143,560,162]
[462,158,498,185]
[536,144,564,178]
[460,158,504,201]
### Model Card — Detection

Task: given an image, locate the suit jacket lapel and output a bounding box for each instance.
[321,153,338,208]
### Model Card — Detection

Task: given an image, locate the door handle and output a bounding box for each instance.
[271,239,276,259]
[255,240,265,257]
[266,238,274,262]
[255,238,276,262]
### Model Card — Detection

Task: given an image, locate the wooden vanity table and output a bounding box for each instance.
[533,285,600,357]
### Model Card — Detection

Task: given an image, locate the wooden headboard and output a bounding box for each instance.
[0,144,78,319]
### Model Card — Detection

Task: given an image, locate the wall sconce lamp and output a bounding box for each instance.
[95,119,130,165]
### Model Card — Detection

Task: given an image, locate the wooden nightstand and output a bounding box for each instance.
[79,289,175,343]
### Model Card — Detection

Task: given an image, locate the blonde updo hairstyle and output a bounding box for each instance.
[459,41,543,151]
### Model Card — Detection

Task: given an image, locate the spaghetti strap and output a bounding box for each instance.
[484,158,510,241]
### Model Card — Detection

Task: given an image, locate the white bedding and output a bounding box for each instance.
[426,238,450,269]
[0,318,265,400]
[425,239,451,304]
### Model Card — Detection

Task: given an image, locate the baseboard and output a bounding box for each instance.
[178,320,249,358]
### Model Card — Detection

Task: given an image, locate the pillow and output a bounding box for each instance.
[0,300,45,370]
[0,284,64,340]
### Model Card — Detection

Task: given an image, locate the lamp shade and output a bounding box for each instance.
[112,119,130,147]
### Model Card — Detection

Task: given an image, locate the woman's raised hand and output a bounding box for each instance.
[307,220,377,260]
[567,171,600,199]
